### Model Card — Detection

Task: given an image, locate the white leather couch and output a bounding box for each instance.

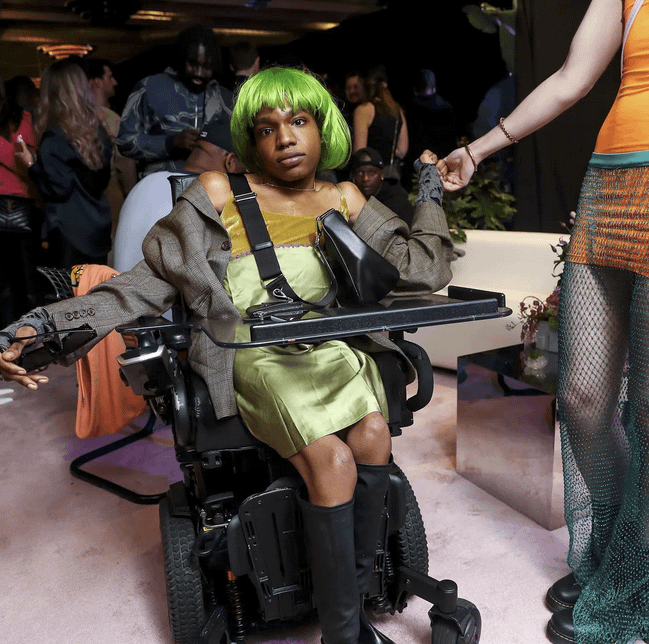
[413,229,567,370]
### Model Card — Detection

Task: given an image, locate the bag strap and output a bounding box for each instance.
[621,0,645,74]
[388,114,400,169]
[227,173,337,307]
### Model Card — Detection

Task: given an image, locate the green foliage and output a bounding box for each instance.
[409,157,517,243]
[443,159,516,242]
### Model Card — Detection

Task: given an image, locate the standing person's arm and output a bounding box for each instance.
[443,0,624,191]
[114,148,138,196]
[117,80,166,161]
[116,79,198,162]
[395,109,409,160]
[353,103,374,151]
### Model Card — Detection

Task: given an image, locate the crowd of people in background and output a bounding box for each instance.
[0,22,459,327]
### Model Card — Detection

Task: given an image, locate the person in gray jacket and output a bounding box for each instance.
[0,67,451,644]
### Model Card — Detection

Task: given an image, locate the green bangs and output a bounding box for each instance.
[231,67,351,173]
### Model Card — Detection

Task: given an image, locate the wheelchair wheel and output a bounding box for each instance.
[431,618,462,644]
[391,463,429,575]
[159,497,205,644]
[430,599,481,644]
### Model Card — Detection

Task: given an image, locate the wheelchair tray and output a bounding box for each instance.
[116,294,510,350]
[245,295,510,345]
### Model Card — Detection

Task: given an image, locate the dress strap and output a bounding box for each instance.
[334,184,350,219]
[622,0,646,75]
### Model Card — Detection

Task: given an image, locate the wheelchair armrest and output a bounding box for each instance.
[117,316,193,351]
[397,339,434,413]
[116,317,191,397]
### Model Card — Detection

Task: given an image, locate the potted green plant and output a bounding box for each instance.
[441,157,517,243]
[507,233,570,353]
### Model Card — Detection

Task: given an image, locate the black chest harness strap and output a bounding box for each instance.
[228,173,338,310]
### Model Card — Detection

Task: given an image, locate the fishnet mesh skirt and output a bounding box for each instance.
[558,260,649,644]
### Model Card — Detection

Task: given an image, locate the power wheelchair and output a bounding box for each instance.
[18,270,508,644]
[109,290,508,644]
[18,176,508,644]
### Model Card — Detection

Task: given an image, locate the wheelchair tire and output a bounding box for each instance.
[431,618,462,644]
[391,463,429,575]
[159,497,206,644]
[430,599,481,644]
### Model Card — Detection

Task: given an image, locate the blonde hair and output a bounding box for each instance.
[35,59,108,171]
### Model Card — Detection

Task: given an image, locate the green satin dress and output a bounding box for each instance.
[220,190,388,458]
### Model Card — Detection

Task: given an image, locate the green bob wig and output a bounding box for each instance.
[230,67,351,173]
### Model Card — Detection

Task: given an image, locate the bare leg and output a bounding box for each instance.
[288,412,392,506]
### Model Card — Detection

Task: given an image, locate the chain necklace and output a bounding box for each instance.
[259,179,317,192]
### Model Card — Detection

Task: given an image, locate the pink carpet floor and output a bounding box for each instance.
[0,363,572,644]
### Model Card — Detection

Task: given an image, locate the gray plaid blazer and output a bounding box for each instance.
[46,179,453,419]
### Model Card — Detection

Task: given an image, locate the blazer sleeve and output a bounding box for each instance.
[44,251,180,366]
[44,188,235,366]
[352,196,453,297]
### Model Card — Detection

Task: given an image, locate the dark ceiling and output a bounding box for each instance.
[0,0,385,80]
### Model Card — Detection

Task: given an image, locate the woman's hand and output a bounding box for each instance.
[441,146,475,192]
[0,326,48,390]
[14,138,35,169]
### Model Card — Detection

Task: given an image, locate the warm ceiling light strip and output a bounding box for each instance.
[131,10,180,21]
[37,44,94,59]
[213,28,293,37]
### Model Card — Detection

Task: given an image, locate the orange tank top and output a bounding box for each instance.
[595,0,649,154]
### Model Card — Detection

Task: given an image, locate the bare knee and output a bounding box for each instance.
[346,411,391,465]
[289,436,357,506]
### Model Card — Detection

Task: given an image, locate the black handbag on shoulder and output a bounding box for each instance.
[314,208,399,307]
[228,173,399,309]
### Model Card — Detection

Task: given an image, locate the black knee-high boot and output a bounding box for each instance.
[354,461,396,644]
[299,496,360,644]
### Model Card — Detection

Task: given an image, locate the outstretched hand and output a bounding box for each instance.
[441,146,476,192]
[0,326,48,390]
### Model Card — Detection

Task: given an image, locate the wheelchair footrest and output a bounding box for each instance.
[235,487,313,622]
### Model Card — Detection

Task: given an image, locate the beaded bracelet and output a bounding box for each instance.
[499,117,519,144]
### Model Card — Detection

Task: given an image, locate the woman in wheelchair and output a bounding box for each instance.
[0,67,453,644]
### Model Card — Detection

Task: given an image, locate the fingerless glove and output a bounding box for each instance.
[0,307,56,353]
[414,160,444,206]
